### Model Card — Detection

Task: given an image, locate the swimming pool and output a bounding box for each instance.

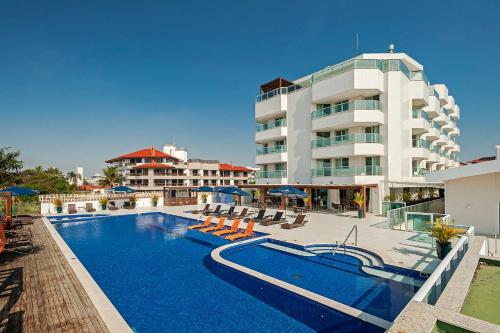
[52,213,394,332]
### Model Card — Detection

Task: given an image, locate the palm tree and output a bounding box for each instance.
[99,166,126,187]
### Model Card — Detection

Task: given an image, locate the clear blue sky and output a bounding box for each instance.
[1,0,499,176]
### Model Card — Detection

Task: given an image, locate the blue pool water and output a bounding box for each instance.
[53,213,384,332]
[222,240,423,322]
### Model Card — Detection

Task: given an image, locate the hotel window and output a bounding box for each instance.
[335,158,349,169]
[275,163,285,171]
[316,132,330,139]
[365,126,380,134]
[275,140,285,147]
[365,157,380,175]
[334,129,348,141]
[365,95,380,101]
[334,100,349,112]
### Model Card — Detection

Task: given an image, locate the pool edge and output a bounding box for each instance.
[211,237,392,330]
[42,217,133,333]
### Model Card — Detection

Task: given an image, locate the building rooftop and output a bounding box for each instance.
[105,146,180,163]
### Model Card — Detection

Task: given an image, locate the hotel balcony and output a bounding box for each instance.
[311,100,384,132]
[425,92,441,118]
[449,127,460,136]
[436,134,449,146]
[312,166,384,185]
[255,89,287,122]
[409,79,429,107]
[412,168,430,177]
[410,109,430,135]
[255,145,287,164]
[255,119,287,143]
[311,59,384,103]
[255,170,288,185]
[311,133,384,159]
[433,84,449,106]
[411,139,430,160]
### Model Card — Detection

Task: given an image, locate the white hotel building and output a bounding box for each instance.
[254,49,460,214]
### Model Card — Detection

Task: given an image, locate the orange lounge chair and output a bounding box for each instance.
[199,217,226,233]
[187,217,213,230]
[226,221,255,241]
[213,219,241,236]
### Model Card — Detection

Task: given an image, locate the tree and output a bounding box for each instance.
[98,166,125,187]
[66,171,81,185]
[0,147,23,187]
[18,166,75,194]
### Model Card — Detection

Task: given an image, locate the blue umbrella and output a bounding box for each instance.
[192,186,216,193]
[215,186,250,196]
[106,186,135,193]
[268,185,308,220]
[0,186,39,196]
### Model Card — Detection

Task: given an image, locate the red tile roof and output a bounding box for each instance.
[463,156,496,165]
[218,163,252,172]
[132,163,174,169]
[106,147,179,163]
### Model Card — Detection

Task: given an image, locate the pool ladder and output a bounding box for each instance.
[331,225,358,258]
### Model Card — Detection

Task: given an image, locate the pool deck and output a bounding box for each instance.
[0,219,109,332]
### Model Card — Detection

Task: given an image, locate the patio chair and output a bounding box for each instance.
[214,206,234,217]
[85,203,96,212]
[187,217,213,230]
[108,201,119,211]
[226,221,255,241]
[260,211,285,226]
[225,208,249,219]
[68,204,77,214]
[199,217,226,233]
[281,214,308,229]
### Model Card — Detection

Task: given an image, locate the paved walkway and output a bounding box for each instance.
[0,219,109,333]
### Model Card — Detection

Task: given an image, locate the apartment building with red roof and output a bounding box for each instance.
[105,145,254,191]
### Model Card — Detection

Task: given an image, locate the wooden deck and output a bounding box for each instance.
[0,219,109,333]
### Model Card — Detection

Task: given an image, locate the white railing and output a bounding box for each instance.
[38,192,163,203]
[412,226,474,305]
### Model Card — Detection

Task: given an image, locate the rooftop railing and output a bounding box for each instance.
[312,100,383,119]
[313,165,383,177]
[311,133,383,148]
[256,119,287,132]
[256,170,287,179]
[256,145,287,155]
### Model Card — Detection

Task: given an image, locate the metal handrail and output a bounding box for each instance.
[332,225,358,257]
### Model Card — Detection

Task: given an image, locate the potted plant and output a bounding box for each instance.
[53,198,63,214]
[431,219,458,259]
[99,197,109,210]
[129,195,137,208]
[402,191,412,203]
[152,194,159,207]
[353,192,365,218]
[201,193,208,204]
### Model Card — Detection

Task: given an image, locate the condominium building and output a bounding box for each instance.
[254,47,460,214]
[105,145,254,191]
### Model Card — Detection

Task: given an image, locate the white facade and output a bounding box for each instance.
[76,167,84,187]
[426,147,500,235]
[106,145,254,191]
[255,51,461,213]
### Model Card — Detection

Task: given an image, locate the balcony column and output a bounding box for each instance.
[361,186,367,218]
[258,188,266,208]
[305,188,312,211]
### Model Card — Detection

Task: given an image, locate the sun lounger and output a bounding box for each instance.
[213,219,241,236]
[187,217,213,230]
[225,207,249,219]
[243,209,267,223]
[0,224,33,254]
[260,211,285,226]
[85,203,96,212]
[199,217,226,233]
[204,205,221,216]
[68,204,77,214]
[281,214,308,229]
[108,201,119,210]
[191,204,210,214]
[226,221,255,241]
[215,206,234,217]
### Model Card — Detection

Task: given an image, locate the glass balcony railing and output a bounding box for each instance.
[430,146,441,154]
[313,166,383,177]
[312,100,383,119]
[412,139,431,149]
[429,88,440,98]
[409,71,430,85]
[256,119,287,132]
[256,145,287,155]
[430,120,442,130]
[412,168,429,176]
[412,109,430,121]
[256,170,287,179]
[311,133,383,148]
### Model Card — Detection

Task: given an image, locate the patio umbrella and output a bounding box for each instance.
[268,185,308,220]
[192,186,216,192]
[215,186,250,196]
[0,186,39,196]
[106,186,135,193]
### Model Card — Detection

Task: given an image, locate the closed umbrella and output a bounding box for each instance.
[106,186,135,193]
[268,185,308,221]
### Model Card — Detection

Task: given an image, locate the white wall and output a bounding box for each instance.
[445,172,500,235]
[41,197,165,215]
